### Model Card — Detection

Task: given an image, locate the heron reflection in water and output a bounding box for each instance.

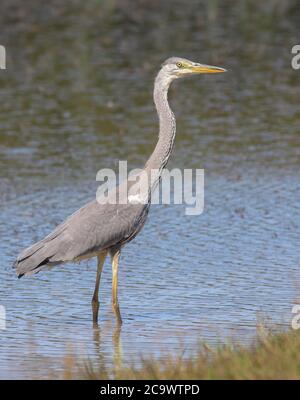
[14,57,226,325]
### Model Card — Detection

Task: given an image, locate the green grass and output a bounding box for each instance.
[62,328,300,380]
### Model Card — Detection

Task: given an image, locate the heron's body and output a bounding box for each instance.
[14,57,226,325]
[16,199,148,274]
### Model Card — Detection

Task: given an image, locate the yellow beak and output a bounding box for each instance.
[189,64,227,74]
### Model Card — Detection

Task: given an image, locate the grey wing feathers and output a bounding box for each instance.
[14,199,148,278]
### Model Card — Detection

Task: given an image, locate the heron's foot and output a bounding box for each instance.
[112,302,122,325]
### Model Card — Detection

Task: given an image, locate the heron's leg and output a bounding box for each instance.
[111,248,122,325]
[92,251,107,325]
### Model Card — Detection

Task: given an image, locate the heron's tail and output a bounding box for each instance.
[13,224,69,277]
[13,240,61,277]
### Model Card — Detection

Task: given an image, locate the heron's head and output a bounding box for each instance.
[161,57,226,81]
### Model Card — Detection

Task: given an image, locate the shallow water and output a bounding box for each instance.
[0,1,300,379]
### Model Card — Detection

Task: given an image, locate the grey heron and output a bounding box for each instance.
[14,57,226,325]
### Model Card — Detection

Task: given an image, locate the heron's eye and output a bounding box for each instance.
[176,62,183,68]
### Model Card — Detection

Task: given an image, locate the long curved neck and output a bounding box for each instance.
[145,70,176,176]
